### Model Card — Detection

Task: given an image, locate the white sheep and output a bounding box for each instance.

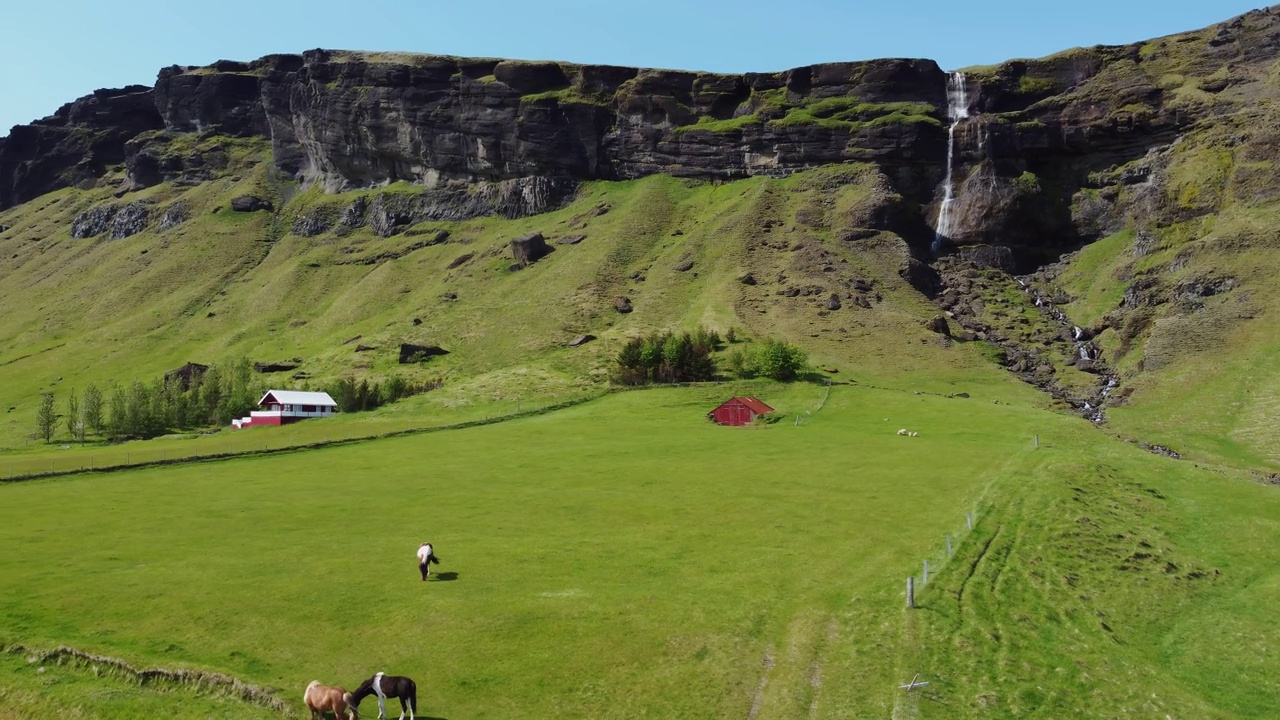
[897,428,908,436]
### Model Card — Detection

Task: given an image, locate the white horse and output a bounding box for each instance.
[416,542,440,581]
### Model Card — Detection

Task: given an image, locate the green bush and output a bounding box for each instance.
[752,340,808,381]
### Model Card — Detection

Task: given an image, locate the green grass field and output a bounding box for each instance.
[2,379,1277,718]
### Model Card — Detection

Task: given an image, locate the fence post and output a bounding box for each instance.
[966,512,973,530]
[1034,434,1040,448]
[923,560,929,585]
[907,576,915,609]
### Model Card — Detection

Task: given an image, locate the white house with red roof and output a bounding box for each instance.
[231,390,338,429]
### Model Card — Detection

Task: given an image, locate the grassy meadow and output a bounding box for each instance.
[1,378,1277,718]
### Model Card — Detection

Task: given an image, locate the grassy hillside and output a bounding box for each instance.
[0,154,981,450]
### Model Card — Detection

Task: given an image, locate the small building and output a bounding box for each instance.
[232,390,337,429]
[707,397,775,427]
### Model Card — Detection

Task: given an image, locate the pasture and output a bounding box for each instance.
[1,381,1278,718]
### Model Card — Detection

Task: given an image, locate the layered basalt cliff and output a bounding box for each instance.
[2,6,1278,257]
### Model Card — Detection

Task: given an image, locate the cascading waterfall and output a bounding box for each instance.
[932,71,971,254]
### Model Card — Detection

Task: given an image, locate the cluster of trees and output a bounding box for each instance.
[614,327,808,385]
[614,327,721,385]
[725,340,809,381]
[36,358,444,443]
[329,376,444,413]
[43,359,264,442]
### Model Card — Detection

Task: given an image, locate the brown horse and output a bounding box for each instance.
[304,680,359,720]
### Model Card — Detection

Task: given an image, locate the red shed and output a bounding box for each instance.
[707,397,775,427]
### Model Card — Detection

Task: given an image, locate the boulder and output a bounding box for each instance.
[558,234,586,245]
[738,273,757,285]
[925,316,951,336]
[614,296,633,313]
[399,343,450,363]
[674,261,694,272]
[825,294,843,311]
[569,334,596,347]
[441,292,458,300]
[510,232,552,266]
[231,195,272,212]
[447,253,474,269]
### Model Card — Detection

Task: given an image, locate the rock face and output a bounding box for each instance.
[2,7,1278,263]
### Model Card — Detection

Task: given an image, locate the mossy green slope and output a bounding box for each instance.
[0,157,977,448]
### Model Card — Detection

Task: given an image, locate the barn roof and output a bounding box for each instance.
[723,396,774,414]
[259,390,337,407]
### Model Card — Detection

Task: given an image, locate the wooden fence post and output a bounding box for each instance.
[923,560,929,585]
[907,576,914,609]
[966,512,973,530]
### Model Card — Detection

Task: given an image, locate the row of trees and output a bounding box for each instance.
[330,376,443,413]
[615,327,721,385]
[36,358,441,443]
[614,327,808,385]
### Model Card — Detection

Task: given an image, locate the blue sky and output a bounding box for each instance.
[0,0,1264,133]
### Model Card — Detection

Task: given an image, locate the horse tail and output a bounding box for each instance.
[408,680,417,712]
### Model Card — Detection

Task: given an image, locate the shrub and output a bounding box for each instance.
[752,340,808,381]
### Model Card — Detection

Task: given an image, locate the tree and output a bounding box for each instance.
[35,392,57,443]
[83,384,104,437]
[753,340,808,381]
[65,388,84,443]
[107,384,128,440]
[725,348,752,378]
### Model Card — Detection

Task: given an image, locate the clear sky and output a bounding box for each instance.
[0,0,1266,133]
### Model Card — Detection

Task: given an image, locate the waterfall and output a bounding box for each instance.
[932,72,971,254]
[1073,326,1083,341]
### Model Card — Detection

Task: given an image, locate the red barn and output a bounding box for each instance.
[707,397,775,427]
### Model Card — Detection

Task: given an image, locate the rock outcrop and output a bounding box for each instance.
[3,7,1278,264]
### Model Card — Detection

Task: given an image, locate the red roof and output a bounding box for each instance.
[730,397,774,414]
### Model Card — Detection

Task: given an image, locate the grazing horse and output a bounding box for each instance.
[304,680,358,720]
[416,542,440,581]
[351,672,418,720]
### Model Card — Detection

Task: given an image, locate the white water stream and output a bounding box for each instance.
[932,72,971,254]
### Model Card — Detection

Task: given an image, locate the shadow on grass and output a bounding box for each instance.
[432,572,459,582]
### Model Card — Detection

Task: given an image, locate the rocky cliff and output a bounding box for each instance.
[3,6,1279,260]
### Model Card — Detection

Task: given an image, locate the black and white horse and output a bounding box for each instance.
[350,672,418,720]
[416,542,440,581]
